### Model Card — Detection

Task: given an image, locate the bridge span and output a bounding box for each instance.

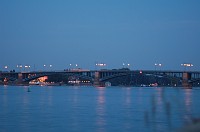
[1,69,200,87]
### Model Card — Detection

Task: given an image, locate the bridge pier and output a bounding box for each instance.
[182,72,192,87]
[93,72,101,87]
[17,73,23,84]
[17,73,28,85]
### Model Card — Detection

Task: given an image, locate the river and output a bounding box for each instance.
[0,85,200,132]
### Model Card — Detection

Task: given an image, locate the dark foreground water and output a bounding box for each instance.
[0,86,200,132]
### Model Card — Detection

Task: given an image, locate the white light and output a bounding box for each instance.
[96,63,106,66]
[181,63,193,67]
[155,63,162,66]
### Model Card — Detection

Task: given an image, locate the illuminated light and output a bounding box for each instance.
[50,65,52,67]
[4,66,8,69]
[155,63,162,66]
[140,70,142,74]
[96,63,106,67]
[44,65,46,67]
[181,63,193,67]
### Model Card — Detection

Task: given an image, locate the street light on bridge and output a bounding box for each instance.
[181,63,193,71]
[4,65,8,71]
[122,63,131,69]
[25,65,31,72]
[123,63,125,68]
[95,63,106,70]
[155,63,162,71]
[17,64,23,72]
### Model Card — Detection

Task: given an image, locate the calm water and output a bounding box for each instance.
[0,86,200,132]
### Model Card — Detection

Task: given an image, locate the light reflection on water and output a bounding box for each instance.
[96,87,106,132]
[0,86,200,132]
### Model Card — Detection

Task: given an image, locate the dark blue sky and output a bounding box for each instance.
[1,0,200,71]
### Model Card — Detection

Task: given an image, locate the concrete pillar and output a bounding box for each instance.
[94,71,100,86]
[182,72,192,87]
[17,73,23,84]
[17,73,28,85]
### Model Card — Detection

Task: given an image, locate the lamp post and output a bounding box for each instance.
[155,63,162,71]
[69,64,72,70]
[127,64,130,69]
[95,63,106,70]
[24,65,31,72]
[43,64,46,71]
[50,65,52,71]
[17,64,23,72]
[4,65,8,71]
[123,63,125,68]
[181,63,193,71]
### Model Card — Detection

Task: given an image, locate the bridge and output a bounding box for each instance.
[1,69,200,87]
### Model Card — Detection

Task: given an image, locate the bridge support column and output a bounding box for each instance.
[17,73,28,85]
[17,73,23,84]
[182,72,192,87]
[94,72,101,87]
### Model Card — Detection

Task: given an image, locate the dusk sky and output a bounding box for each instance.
[0,0,200,71]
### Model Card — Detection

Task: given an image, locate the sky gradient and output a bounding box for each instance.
[0,0,200,71]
